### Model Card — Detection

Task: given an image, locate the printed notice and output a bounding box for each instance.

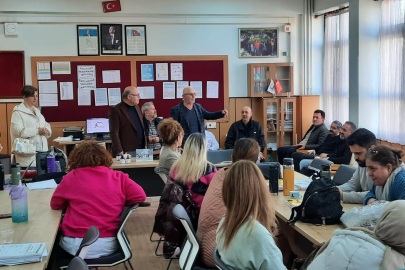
[94,88,108,106]
[138,86,155,99]
[52,61,71,74]
[170,63,183,81]
[78,89,91,106]
[176,81,189,98]
[141,64,154,81]
[38,80,58,94]
[37,62,51,80]
[108,88,121,106]
[39,94,58,107]
[102,70,121,83]
[156,63,169,81]
[207,81,219,98]
[163,82,175,99]
[78,78,96,91]
[190,81,203,98]
[60,82,74,100]
[77,65,96,78]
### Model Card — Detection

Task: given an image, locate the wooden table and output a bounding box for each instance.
[110,158,159,169]
[0,188,62,269]
[56,140,112,155]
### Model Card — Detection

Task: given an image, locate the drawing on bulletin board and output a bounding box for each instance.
[102,70,121,83]
[156,63,168,81]
[170,63,183,80]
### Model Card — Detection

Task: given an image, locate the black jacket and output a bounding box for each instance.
[328,138,352,164]
[225,119,266,152]
[316,134,341,155]
[301,124,329,151]
[143,116,163,144]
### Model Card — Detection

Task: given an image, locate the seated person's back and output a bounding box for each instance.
[51,140,146,259]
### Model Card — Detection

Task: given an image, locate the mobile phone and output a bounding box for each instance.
[0,213,12,219]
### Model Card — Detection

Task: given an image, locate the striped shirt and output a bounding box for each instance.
[146,119,161,150]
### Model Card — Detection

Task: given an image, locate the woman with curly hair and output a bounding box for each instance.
[50,140,146,258]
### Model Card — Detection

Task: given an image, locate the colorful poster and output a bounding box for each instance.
[52,61,71,74]
[141,64,154,81]
[170,63,183,80]
[163,82,175,99]
[156,63,169,81]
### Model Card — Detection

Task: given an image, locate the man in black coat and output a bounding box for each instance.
[225,106,266,159]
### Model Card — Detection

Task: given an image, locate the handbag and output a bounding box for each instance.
[12,138,37,155]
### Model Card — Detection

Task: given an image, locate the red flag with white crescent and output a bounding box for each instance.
[102,1,121,13]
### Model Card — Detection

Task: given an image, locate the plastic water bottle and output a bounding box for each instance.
[9,185,28,223]
[10,163,21,186]
[47,146,56,173]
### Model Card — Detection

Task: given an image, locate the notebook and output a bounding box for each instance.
[0,242,48,266]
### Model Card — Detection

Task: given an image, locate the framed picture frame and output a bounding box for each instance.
[239,28,279,58]
[77,25,100,56]
[100,24,123,55]
[125,25,147,56]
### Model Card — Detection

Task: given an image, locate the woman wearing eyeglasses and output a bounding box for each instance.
[364,145,405,205]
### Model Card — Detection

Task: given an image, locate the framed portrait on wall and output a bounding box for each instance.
[100,24,123,55]
[125,25,147,55]
[239,28,279,58]
[77,25,100,56]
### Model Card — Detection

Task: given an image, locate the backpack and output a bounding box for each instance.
[35,148,68,176]
[288,172,343,226]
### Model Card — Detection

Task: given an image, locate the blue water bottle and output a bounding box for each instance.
[47,146,56,173]
[9,185,28,223]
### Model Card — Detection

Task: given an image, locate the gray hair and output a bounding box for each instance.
[141,102,154,115]
[331,120,343,130]
[122,88,131,99]
[344,121,357,132]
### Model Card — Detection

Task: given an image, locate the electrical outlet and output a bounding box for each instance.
[206,122,217,129]
[282,52,288,56]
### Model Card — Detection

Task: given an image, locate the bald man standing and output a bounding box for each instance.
[170,86,228,145]
[225,106,266,158]
[109,86,145,156]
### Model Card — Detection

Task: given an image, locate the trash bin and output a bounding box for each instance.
[0,155,10,175]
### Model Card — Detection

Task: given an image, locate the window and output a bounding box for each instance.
[322,11,349,126]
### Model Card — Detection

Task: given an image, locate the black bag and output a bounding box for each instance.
[288,172,343,226]
[36,148,68,176]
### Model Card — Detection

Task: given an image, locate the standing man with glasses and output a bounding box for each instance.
[170,86,228,146]
[109,86,145,156]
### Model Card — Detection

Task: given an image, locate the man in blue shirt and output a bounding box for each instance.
[170,87,228,145]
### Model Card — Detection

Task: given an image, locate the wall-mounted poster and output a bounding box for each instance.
[77,25,99,56]
[239,28,278,58]
[101,24,123,55]
[125,25,147,55]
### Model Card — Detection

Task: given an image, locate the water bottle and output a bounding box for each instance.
[0,163,4,190]
[9,185,28,223]
[47,146,56,173]
[283,158,294,196]
[269,163,279,196]
[320,163,332,180]
[10,163,21,186]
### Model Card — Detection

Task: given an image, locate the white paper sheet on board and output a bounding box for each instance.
[176,81,189,98]
[102,70,121,83]
[108,88,121,106]
[77,65,96,78]
[190,81,203,98]
[94,88,108,106]
[60,82,74,100]
[39,94,58,107]
[163,82,175,99]
[138,86,155,99]
[38,80,58,94]
[170,63,183,81]
[37,62,51,80]
[78,89,91,106]
[207,81,219,98]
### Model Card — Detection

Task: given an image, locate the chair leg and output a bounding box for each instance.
[166,258,173,270]
[128,260,134,270]
[155,237,164,257]
[150,231,162,242]
[123,261,129,270]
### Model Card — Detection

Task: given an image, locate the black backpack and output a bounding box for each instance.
[36,148,68,176]
[288,172,343,226]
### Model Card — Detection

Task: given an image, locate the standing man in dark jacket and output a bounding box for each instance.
[142,101,162,155]
[109,86,145,156]
[170,87,228,145]
[225,106,266,159]
[278,109,328,164]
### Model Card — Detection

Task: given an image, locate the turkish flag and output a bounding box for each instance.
[102,1,121,13]
[132,30,140,36]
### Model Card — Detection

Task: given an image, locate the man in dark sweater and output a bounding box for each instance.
[297,121,357,173]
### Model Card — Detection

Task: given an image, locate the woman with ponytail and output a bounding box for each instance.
[364,145,405,205]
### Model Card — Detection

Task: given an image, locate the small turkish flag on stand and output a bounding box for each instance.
[102,1,121,13]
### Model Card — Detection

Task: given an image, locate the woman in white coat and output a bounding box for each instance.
[10,85,52,168]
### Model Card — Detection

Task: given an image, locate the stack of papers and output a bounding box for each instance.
[26,180,57,190]
[0,243,47,266]
[278,178,313,191]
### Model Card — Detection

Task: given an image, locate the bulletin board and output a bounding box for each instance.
[0,51,25,98]
[31,55,228,122]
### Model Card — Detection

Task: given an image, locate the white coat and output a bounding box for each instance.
[10,103,52,167]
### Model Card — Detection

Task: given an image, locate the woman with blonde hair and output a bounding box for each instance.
[170,132,217,209]
[217,160,286,270]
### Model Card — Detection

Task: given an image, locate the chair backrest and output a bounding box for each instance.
[213,247,231,270]
[333,164,357,185]
[257,162,281,180]
[154,166,168,184]
[172,204,199,270]
[76,226,100,258]
[67,256,89,270]
[206,149,233,164]
[308,158,333,172]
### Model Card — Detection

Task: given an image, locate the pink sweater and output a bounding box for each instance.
[50,166,146,238]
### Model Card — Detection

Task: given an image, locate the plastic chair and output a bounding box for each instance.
[333,164,356,185]
[170,204,216,270]
[206,150,233,165]
[212,247,231,270]
[308,158,333,172]
[257,162,281,180]
[67,257,88,270]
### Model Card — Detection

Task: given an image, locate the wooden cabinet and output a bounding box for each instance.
[0,103,19,155]
[247,62,294,97]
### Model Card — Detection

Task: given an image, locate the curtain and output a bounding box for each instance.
[322,12,349,127]
[379,0,405,144]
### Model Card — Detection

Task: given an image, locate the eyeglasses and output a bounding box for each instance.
[129,94,140,97]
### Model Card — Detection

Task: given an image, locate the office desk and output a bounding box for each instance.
[111,158,159,169]
[56,140,112,155]
[274,171,361,258]
[0,188,62,269]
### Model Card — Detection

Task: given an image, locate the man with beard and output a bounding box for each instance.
[338,128,376,204]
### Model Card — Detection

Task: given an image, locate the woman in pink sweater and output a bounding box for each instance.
[51,141,146,259]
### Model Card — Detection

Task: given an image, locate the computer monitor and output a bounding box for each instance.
[86,118,110,140]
